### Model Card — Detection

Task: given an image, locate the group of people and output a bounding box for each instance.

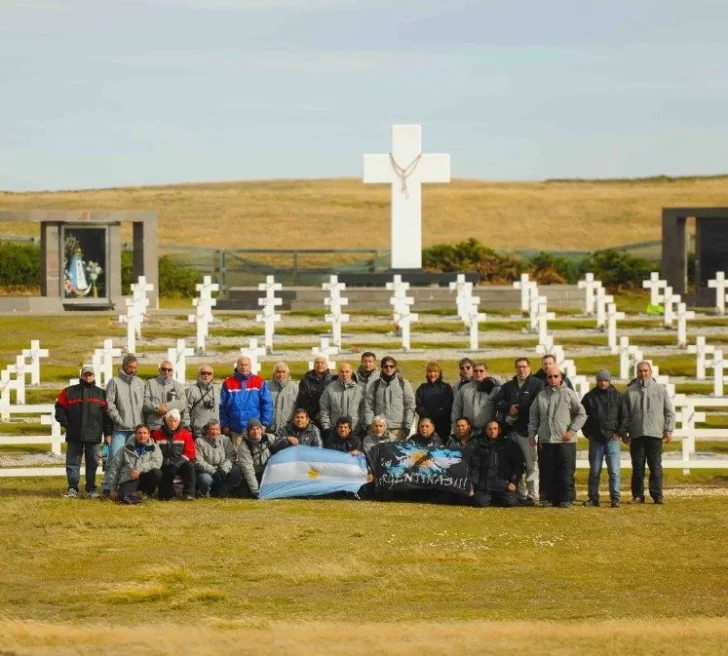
[54,350,675,507]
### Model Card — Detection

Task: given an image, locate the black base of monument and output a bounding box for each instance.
[337,271,479,287]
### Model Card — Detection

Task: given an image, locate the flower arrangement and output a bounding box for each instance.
[85,261,103,298]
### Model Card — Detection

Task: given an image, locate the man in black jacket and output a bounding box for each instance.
[296,356,335,430]
[55,365,113,498]
[493,357,544,505]
[471,420,524,507]
[581,369,624,508]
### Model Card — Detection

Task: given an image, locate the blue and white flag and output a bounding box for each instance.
[259,445,369,499]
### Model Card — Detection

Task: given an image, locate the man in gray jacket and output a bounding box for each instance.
[143,360,188,431]
[363,356,415,440]
[186,364,219,440]
[451,362,500,436]
[320,362,366,438]
[102,354,146,494]
[194,420,240,497]
[620,361,675,505]
[106,424,163,504]
[528,371,586,507]
[268,362,299,434]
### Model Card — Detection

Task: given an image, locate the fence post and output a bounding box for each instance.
[292,251,299,286]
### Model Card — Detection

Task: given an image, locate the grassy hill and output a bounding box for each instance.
[1,176,728,252]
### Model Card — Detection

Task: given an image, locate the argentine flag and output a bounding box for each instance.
[259,445,368,499]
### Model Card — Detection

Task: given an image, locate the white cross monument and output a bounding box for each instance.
[642,272,667,306]
[513,273,537,315]
[577,273,602,315]
[707,271,728,315]
[606,303,625,353]
[687,336,715,381]
[21,340,49,387]
[675,302,695,348]
[256,275,283,352]
[167,339,194,384]
[239,339,267,376]
[309,338,339,371]
[705,349,724,397]
[93,339,121,388]
[363,124,450,269]
[595,287,614,329]
[323,275,350,350]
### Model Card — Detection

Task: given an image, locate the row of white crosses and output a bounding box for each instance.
[0,343,49,421]
[119,276,154,353]
[449,274,486,350]
[386,275,418,351]
[323,275,350,350]
[256,275,282,352]
[189,276,220,353]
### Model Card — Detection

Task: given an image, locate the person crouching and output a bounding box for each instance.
[151,409,196,500]
[471,420,525,508]
[106,424,163,504]
[237,418,276,499]
[194,420,241,497]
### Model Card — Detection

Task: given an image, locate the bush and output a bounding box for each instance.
[423,238,522,283]
[528,252,580,284]
[158,255,199,298]
[0,241,41,287]
[121,249,134,294]
[579,249,653,291]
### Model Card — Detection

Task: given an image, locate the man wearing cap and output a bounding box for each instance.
[620,361,675,505]
[55,366,113,498]
[581,370,624,508]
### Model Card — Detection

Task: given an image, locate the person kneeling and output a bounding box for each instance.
[195,420,241,497]
[152,409,197,500]
[106,424,163,504]
[472,421,524,508]
[237,418,276,499]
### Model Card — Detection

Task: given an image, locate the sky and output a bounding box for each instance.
[1,0,727,191]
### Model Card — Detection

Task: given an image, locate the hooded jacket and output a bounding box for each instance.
[319,375,366,435]
[220,370,273,434]
[194,434,236,475]
[415,377,454,441]
[268,378,299,433]
[471,436,525,493]
[295,369,335,425]
[55,380,113,443]
[528,383,587,444]
[185,375,220,440]
[238,432,276,494]
[363,371,416,431]
[143,376,188,430]
[105,365,145,431]
[451,378,501,433]
[494,374,545,437]
[620,377,675,439]
[275,421,322,449]
[151,423,196,467]
[581,384,623,443]
[106,435,163,490]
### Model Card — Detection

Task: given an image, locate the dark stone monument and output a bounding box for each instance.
[662,207,728,306]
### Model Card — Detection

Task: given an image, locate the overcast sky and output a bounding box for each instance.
[2,0,727,190]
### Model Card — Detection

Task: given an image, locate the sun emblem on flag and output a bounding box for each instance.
[307,466,320,479]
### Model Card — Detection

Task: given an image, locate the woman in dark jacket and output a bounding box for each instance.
[415,362,454,442]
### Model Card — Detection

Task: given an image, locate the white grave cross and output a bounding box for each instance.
[577,273,602,315]
[21,340,49,386]
[675,302,695,348]
[606,303,625,353]
[93,339,121,388]
[687,336,715,381]
[642,271,667,306]
[450,274,477,326]
[707,271,728,315]
[6,355,28,405]
[0,369,19,419]
[309,338,339,370]
[323,275,350,350]
[705,349,725,397]
[239,338,267,376]
[363,124,451,269]
[167,339,194,384]
[195,276,219,323]
[662,287,681,328]
[595,287,614,329]
[536,300,556,347]
[465,301,486,350]
[256,276,283,352]
[513,273,537,315]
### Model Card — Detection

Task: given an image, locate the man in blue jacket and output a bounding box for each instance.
[220,357,273,450]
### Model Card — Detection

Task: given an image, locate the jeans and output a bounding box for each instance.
[101,430,134,491]
[511,432,539,501]
[540,442,576,505]
[198,466,244,497]
[588,439,622,502]
[630,436,663,501]
[65,442,99,493]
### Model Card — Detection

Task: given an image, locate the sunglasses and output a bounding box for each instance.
[160,367,173,372]
[547,374,561,379]
[200,371,213,375]
[382,364,396,369]
[473,369,486,373]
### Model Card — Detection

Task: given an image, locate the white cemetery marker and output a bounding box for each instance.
[94,339,121,388]
[642,271,667,307]
[606,303,625,353]
[465,301,486,350]
[706,349,725,397]
[663,287,682,328]
[707,271,728,315]
[577,273,602,315]
[21,340,49,387]
[627,347,644,381]
[130,276,153,337]
[529,293,546,332]
[239,338,267,376]
[309,338,339,370]
[571,374,592,399]
[617,336,633,380]
[323,275,350,350]
[118,301,142,354]
[167,339,194,384]
[595,287,614,329]
[7,355,28,405]
[195,276,220,323]
[397,308,419,352]
[189,302,211,353]
[536,334,555,355]
[363,124,451,269]
[513,273,536,315]
[0,369,19,420]
[675,302,695,348]
[536,300,555,347]
[687,336,715,381]
[450,274,477,326]
[256,275,283,352]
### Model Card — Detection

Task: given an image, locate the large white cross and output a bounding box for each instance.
[189,302,211,353]
[536,300,555,348]
[21,340,49,386]
[309,338,339,371]
[617,336,633,380]
[130,276,153,335]
[687,336,715,381]
[513,273,537,315]
[577,273,602,315]
[195,276,220,323]
[93,339,121,388]
[675,302,695,348]
[119,300,143,353]
[256,276,283,352]
[465,300,486,350]
[167,339,194,384]
[707,271,728,315]
[606,303,625,353]
[450,274,477,326]
[642,271,667,306]
[363,124,450,269]
[239,338,267,376]
[323,275,350,350]
[595,287,614,329]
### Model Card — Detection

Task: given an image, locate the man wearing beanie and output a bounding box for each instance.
[55,365,113,498]
[581,369,624,507]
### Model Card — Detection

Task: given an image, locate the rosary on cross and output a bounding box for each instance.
[389,152,422,197]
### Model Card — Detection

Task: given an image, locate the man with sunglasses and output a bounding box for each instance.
[451,362,500,437]
[452,358,475,396]
[363,356,415,440]
[528,370,586,508]
[143,360,189,432]
[186,365,219,440]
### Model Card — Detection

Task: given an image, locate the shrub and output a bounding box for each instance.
[579,249,653,291]
[528,252,580,284]
[158,255,199,298]
[423,238,522,283]
[0,241,41,287]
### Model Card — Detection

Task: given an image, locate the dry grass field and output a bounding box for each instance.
[2,176,728,252]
